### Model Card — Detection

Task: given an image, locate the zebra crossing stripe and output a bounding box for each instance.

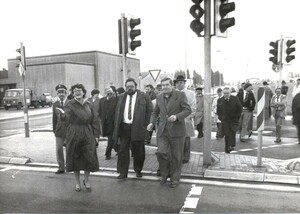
[180,184,203,213]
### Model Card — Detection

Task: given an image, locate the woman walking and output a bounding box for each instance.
[59,83,100,192]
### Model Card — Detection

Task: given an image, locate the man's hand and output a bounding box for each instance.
[167,115,177,122]
[147,123,154,131]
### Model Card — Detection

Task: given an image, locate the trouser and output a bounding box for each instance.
[145,130,153,143]
[216,122,224,138]
[274,111,282,140]
[239,110,252,139]
[156,129,185,183]
[222,120,236,151]
[117,123,145,174]
[55,137,65,171]
[183,137,191,161]
[105,135,116,157]
[197,123,203,137]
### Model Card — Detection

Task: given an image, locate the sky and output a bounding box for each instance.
[1,0,300,83]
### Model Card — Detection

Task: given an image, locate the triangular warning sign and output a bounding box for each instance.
[149,69,161,81]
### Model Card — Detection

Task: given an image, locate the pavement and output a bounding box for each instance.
[0,110,300,185]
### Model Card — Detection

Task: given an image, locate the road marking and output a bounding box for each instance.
[0,167,11,172]
[180,184,202,213]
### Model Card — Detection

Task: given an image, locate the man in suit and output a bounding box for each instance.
[217,87,242,153]
[113,78,153,179]
[270,88,287,143]
[236,83,256,142]
[99,87,118,160]
[147,77,192,188]
[174,75,196,164]
[52,84,68,174]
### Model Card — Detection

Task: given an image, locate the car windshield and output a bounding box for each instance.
[5,91,18,97]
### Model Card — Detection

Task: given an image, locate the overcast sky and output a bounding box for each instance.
[1,0,300,83]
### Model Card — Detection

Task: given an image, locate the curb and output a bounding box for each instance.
[204,169,300,185]
[0,156,299,185]
[0,112,52,122]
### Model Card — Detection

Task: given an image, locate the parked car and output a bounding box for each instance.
[40,93,53,107]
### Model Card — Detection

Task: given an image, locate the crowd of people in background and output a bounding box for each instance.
[51,76,300,191]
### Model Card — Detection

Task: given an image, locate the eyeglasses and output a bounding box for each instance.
[73,89,83,93]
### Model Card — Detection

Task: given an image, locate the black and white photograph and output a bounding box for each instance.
[0,0,300,213]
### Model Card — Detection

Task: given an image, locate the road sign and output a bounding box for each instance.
[149,69,161,81]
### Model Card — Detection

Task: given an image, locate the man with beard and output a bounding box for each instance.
[113,78,153,179]
[147,77,191,188]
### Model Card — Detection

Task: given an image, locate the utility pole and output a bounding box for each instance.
[121,13,127,86]
[203,0,212,166]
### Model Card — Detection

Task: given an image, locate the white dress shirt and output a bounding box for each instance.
[123,92,137,124]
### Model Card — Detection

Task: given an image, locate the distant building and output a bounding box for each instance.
[0,50,140,106]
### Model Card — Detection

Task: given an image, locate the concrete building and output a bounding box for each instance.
[0,50,140,106]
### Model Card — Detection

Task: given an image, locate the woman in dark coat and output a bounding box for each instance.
[60,83,99,192]
[292,92,300,144]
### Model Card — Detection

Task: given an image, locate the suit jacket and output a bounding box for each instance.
[151,89,192,138]
[217,96,242,132]
[270,94,287,118]
[98,96,117,137]
[236,90,256,111]
[52,100,68,138]
[113,90,153,142]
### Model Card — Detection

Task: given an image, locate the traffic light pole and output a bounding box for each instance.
[121,13,127,86]
[22,73,30,138]
[203,0,212,167]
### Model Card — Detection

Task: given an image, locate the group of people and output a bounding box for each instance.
[51,76,300,191]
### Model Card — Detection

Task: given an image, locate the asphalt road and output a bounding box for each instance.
[0,165,299,213]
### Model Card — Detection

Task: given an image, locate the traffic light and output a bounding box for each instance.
[269,41,279,65]
[16,43,26,74]
[127,18,141,55]
[190,0,204,37]
[215,0,235,37]
[282,38,296,64]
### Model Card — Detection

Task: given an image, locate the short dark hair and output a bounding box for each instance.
[70,83,87,98]
[91,89,100,96]
[244,83,252,90]
[145,84,154,89]
[125,78,137,87]
[116,87,125,94]
[161,77,173,85]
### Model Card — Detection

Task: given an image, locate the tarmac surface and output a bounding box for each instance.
[1,109,300,185]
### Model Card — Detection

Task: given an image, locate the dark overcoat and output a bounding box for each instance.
[236,90,256,111]
[292,93,300,126]
[113,91,153,142]
[98,96,118,137]
[217,95,242,132]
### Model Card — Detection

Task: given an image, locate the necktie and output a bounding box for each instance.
[128,95,132,120]
[276,96,279,102]
[61,101,63,107]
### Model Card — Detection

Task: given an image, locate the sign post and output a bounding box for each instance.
[256,87,265,166]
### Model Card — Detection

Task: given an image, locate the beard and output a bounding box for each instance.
[127,89,136,95]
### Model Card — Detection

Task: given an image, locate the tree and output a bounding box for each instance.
[193,70,203,86]
[186,69,190,79]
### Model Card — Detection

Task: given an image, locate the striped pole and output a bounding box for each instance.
[256,87,265,166]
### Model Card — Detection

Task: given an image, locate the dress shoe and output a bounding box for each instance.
[169,182,179,188]
[248,131,253,138]
[197,134,203,138]
[156,169,161,176]
[183,160,189,164]
[83,180,91,192]
[75,184,81,192]
[117,174,127,179]
[105,156,111,160]
[55,170,65,174]
[136,172,143,178]
[160,176,167,185]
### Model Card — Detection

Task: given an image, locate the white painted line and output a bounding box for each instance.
[0,167,11,172]
[188,186,203,196]
[182,197,199,209]
[268,145,281,148]
[239,149,253,152]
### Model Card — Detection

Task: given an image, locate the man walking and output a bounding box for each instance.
[174,75,196,164]
[52,84,68,174]
[113,78,152,179]
[217,87,242,153]
[237,83,256,142]
[99,87,118,160]
[194,87,204,138]
[147,77,191,188]
[270,88,287,143]
[212,88,224,139]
